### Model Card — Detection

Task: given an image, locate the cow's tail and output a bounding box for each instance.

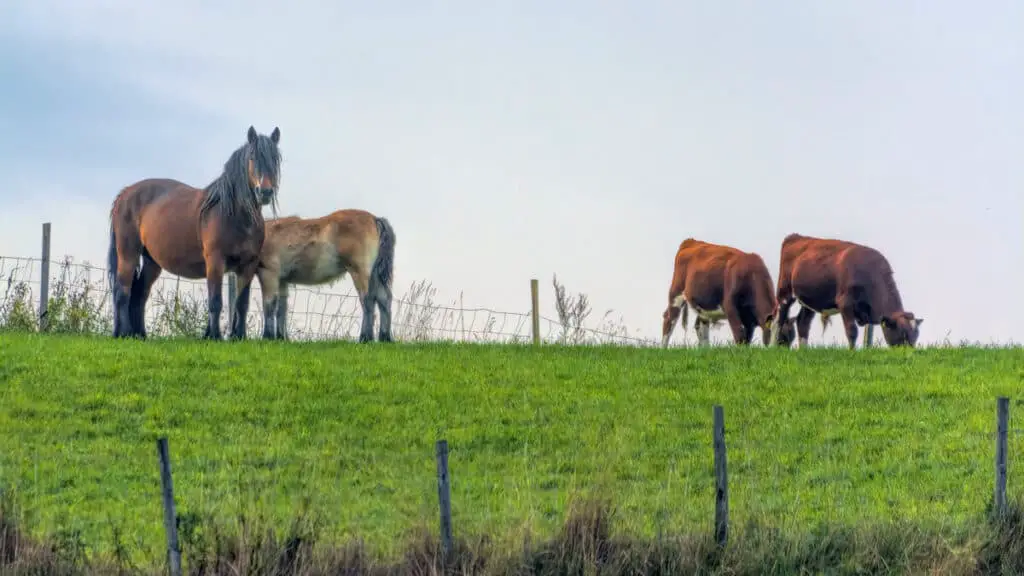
[821,310,834,334]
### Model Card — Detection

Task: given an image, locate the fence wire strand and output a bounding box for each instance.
[1,255,657,345]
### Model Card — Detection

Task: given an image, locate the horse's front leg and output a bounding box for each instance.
[230,263,258,340]
[275,283,290,340]
[203,257,225,341]
[256,269,278,340]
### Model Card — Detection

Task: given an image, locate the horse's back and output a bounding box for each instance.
[263,209,380,285]
[113,178,198,221]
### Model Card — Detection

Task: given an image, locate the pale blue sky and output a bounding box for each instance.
[1,0,1021,344]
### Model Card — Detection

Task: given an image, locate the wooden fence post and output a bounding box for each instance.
[39,222,51,331]
[995,396,1009,517]
[713,405,728,546]
[435,439,453,558]
[863,324,874,348]
[227,273,237,331]
[530,279,540,345]
[157,437,182,576]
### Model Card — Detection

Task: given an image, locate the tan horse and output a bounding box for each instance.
[256,209,396,342]
[107,126,282,340]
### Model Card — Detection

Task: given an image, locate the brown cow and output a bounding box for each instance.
[661,238,795,347]
[771,233,922,348]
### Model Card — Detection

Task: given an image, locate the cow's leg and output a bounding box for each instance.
[839,306,859,349]
[795,306,816,348]
[661,293,685,348]
[695,317,711,347]
[771,280,795,344]
[724,305,749,345]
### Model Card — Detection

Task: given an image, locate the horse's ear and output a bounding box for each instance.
[247,125,257,144]
[271,127,280,144]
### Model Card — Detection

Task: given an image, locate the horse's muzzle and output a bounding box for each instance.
[256,188,276,206]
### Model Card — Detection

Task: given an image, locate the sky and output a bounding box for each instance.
[0,0,1021,345]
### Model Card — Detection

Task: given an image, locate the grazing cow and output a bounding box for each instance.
[661,238,794,347]
[771,233,922,348]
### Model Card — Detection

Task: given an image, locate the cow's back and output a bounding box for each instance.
[835,243,895,290]
[727,251,777,311]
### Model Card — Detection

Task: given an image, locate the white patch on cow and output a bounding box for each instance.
[796,297,839,318]
[670,293,685,308]
[692,305,727,322]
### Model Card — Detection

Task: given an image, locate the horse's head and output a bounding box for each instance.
[245,126,282,213]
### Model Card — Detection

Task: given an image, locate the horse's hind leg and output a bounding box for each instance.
[129,254,162,339]
[350,268,375,343]
[375,290,393,343]
[371,273,393,343]
[113,239,142,339]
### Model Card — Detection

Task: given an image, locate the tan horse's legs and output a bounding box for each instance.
[276,283,290,340]
[203,255,226,340]
[256,268,281,340]
[350,267,376,343]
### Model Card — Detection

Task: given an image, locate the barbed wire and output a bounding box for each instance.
[0,255,659,345]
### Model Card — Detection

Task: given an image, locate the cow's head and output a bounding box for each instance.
[763,313,796,347]
[880,311,923,347]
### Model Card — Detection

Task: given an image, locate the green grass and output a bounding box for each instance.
[0,333,1021,567]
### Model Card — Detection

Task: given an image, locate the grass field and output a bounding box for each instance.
[0,332,1022,572]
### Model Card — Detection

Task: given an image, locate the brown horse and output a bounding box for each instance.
[107,126,282,340]
[256,209,396,343]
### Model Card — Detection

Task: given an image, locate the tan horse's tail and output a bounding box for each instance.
[371,217,396,299]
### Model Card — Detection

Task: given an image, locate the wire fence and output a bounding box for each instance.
[0,255,658,346]
[0,396,1018,569]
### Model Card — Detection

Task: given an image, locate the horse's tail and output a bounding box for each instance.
[371,216,396,299]
[107,219,119,294]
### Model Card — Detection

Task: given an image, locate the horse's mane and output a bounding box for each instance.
[198,133,282,224]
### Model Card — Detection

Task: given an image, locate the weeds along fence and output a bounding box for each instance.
[135,397,1014,575]
[0,223,654,345]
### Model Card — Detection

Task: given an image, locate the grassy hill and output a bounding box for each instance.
[0,333,1021,572]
